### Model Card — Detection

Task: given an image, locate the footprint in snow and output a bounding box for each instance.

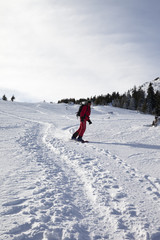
[1,198,28,216]
[2,205,26,215]
[7,222,32,235]
[2,198,28,206]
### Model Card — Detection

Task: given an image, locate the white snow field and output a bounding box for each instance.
[0,101,160,240]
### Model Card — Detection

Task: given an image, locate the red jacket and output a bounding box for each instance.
[80,105,91,121]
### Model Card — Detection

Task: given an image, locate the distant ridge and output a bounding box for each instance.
[139,77,160,94]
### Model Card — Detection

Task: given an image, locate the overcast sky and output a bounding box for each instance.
[0,0,160,102]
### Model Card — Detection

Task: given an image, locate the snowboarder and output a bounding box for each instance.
[72,100,92,142]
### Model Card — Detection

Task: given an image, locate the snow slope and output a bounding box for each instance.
[139,77,160,94]
[0,101,160,240]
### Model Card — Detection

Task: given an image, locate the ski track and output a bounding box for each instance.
[0,105,160,240]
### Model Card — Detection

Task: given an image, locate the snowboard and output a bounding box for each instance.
[143,124,156,127]
[71,139,89,143]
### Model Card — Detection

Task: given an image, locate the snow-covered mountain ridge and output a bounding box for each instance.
[139,77,160,93]
[0,100,160,240]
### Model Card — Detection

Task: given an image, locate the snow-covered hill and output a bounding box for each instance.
[0,101,160,240]
[139,77,160,94]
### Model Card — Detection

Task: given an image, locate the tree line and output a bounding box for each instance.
[112,83,160,115]
[58,82,160,116]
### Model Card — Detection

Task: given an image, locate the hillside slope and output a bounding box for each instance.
[0,101,160,240]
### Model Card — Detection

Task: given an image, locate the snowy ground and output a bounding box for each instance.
[0,101,160,240]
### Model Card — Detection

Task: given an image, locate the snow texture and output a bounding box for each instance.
[0,101,160,240]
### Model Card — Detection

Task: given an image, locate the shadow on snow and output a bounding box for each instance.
[89,141,160,150]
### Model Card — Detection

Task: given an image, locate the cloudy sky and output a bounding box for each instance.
[0,0,160,102]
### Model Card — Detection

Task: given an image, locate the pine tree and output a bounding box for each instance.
[142,99,147,113]
[146,83,155,114]
[129,97,136,110]
[131,86,139,109]
[137,88,145,111]
[155,91,160,116]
